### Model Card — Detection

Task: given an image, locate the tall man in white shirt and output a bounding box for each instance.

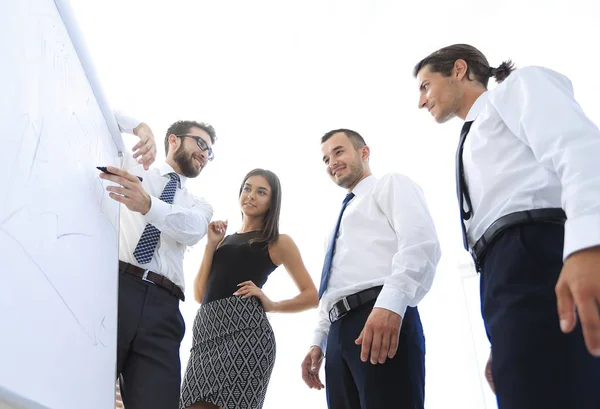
[300,129,441,408]
[102,113,215,409]
[414,44,600,409]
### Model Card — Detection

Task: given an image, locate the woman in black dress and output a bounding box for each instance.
[180,168,319,409]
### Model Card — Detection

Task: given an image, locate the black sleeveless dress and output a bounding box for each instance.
[180,232,278,409]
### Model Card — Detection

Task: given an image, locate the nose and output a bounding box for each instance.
[328,161,337,174]
[418,94,428,110]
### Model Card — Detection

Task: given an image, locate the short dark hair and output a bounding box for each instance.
[239,168,282,246]
[164,120,217,155]
[413,44,515,88]
[321,128,367,150]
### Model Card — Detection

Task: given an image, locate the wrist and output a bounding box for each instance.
[133,122,148,136]
[142,195,152,215]
[269,300,280,312]
[310,345,323,355]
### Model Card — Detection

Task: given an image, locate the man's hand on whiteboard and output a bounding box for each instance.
[132,122,157,170]
[100,166,152,214]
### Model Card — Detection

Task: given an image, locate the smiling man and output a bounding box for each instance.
[301,129,441,409]
[102,114,215,409]
[414,43,600,409]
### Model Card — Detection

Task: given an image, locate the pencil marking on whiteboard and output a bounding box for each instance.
[0,229,94,341]
[29,120,45,180]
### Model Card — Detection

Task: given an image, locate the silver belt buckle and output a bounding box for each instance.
[142,270,155,284]
[342,297,350,311]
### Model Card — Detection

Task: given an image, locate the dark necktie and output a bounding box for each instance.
[318,192,355,299]
[456,121,474,250]
[133,172,180,264]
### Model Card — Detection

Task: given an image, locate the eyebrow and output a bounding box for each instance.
[322,145,344,162]
[245,183,270,191]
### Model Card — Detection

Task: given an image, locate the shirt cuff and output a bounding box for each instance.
[144,195,169,223]
[114,110,142,134]
[563,214,600,260]
[374,285,409,319]
[311,331,328,353]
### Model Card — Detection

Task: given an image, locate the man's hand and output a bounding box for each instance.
[100,166,151,214]
[484,350,495,394]
[355,307,402,365]
[556,246,600,356]
[132,122,157,170]
[301,346,325,390]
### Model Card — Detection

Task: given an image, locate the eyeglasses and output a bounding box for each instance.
[174,134,214,161]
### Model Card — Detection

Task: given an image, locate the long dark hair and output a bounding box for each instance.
[238,168,281,246]
[413,44,515,88]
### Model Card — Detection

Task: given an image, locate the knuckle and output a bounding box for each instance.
[580,315,600,329]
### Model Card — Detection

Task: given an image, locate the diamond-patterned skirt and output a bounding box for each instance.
[180,296,276,409]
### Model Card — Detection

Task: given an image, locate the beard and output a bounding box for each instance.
[173,144,203,178]
[435,80,462,123]
[334,158,363,189]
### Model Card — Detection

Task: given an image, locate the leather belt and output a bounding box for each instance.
[329,286,383,323]
[119,261,185,301]
[471,208,566,270]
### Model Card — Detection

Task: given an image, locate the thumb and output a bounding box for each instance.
[556,280,576,333]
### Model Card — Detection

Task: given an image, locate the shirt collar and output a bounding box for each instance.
[158,162,187,188]
[465,91,489,122]
[351,174,376,197]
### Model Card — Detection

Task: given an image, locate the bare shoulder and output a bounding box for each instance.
[271,234,297,253]
[268,234,297,266]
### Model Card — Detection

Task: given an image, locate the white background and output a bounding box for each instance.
[68,1,600,408]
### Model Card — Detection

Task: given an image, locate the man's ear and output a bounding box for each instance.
[165,134,179,158]
[361,145,370,161]
[453,59,468,81]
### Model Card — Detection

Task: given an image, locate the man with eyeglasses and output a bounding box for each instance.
[102,113,216,409]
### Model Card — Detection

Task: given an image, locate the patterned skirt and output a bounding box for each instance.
[180,296,276,409]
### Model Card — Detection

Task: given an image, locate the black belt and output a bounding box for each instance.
[329,286,383,323]
[119,261,185,301]
[471,208,566,269]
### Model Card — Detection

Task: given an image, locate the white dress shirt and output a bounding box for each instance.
[311,174,441,351]
[463,66,600,260]
[114,112,213,291]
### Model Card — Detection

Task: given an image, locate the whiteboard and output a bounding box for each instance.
[0,0,124,408]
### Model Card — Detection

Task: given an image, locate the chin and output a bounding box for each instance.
[435,112,455,124]
[335,176,353,189]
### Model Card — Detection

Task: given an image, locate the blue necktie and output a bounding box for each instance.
[318,192,355,299]
[133,172,180,264]
[456,121,474,250]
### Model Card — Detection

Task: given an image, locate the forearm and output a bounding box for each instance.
[193,244,216,303]
[270,288,318,313]
[145,198,212,246]
[114,110,142,134]
[374,173,441,316]
[311,306,331,352]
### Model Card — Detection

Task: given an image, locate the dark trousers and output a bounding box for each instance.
[325,300,425,409]
[481,223,600,409]
[117,272,186,409]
